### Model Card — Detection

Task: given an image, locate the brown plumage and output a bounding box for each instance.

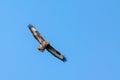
[28,24,66,62]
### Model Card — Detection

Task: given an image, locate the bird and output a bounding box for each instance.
[28,24,66,62]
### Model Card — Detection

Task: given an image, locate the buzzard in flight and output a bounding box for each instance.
[28,24,66,62]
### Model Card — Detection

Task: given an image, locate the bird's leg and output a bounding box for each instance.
[38,41,50,52]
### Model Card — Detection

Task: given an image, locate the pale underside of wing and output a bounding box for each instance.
[46,45,66,62]
[35,31,45,44]
[28,24,45,44]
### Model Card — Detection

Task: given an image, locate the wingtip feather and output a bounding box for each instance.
[62,56,67,62]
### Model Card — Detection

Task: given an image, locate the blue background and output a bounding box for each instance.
[0,0,120,80]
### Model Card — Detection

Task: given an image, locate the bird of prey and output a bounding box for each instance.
[28,24,66,62]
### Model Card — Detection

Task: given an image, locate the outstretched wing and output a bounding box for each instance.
[46,45,66,62]
[28,24,45,44]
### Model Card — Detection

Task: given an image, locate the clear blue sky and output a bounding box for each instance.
[0,0,120,80]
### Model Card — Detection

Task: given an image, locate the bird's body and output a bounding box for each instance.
[28,24,66,62]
